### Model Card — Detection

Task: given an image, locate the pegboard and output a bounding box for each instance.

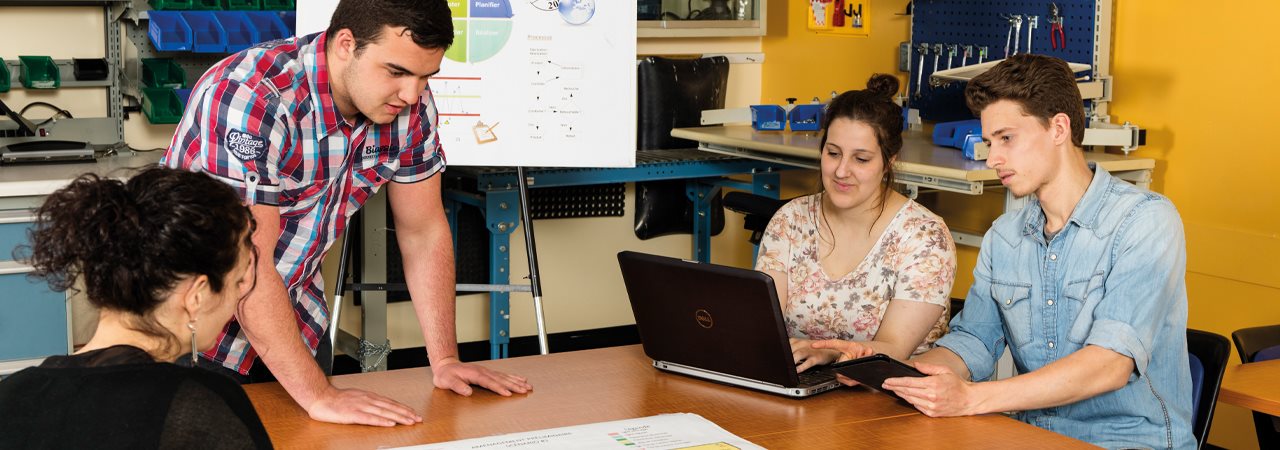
[527,184,626,219]
[909,0,1101,122]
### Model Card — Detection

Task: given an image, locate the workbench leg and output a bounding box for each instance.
[485,190,519,359]
[750,172,781,199]
[749,172,782,262]
[687,182,719,263]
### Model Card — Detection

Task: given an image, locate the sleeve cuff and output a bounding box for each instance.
[1084,318,1150,377]
[937,331,999,382]
[392,152,446,184]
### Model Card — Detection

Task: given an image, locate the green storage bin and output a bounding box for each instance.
[0,58,10,93]
[19,56,59,89]
[142,87,184,124]
[223,0,261,10]
[262,0,293,10]
[141,58,187,89]
[191,0,222,10]
[150,0,194,10]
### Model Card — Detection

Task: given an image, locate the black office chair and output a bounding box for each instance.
[722,191,789,246]
[1187,328,1231,450]
[633,56,731,240]
[1231,324,1280,449]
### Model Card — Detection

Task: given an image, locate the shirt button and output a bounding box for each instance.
[1049,253,1058,261]
[1048,341,1055,349]
[1047,299,1054,306]
[1005,298,1012,306]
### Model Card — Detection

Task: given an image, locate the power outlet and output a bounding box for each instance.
[899,42,911,72]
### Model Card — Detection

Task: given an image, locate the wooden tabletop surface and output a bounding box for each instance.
[244,345,1093,449]
[1219,358,1280,416]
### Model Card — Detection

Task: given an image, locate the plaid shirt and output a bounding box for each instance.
[162,32,446,375]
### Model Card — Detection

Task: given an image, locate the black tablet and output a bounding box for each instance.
[830,354,926,401]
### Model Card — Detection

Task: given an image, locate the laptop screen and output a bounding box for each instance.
[617,251,800,387]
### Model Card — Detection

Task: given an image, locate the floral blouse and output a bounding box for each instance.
[755,195,957,356]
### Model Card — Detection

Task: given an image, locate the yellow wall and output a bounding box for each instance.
[1110,3,1280,448]
[763,1,1280,448]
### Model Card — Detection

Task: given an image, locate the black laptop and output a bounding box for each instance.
[617,251,839,397]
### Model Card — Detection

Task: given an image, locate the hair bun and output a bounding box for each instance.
[864,74,900,100]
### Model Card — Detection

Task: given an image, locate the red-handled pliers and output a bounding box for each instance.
[1049,2,1066,50]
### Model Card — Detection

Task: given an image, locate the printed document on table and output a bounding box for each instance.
[394,413,764,450]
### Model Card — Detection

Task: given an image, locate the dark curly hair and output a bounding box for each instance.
[965,54,1086,148]
[327,0,455,53]
[17,167,255,354]
[816,73,904,238]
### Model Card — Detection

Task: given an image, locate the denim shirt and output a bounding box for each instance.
[936,166,1195,450]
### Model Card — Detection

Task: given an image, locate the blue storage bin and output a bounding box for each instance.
[214,11,259,52]
[182,11,228,53]
[244,11,289,43]
[931,119,982,149]
[279,11,296,36]
[789,104,825,132]
[148,11,194,52]
[176,88,194,108]
[750,105,787,131]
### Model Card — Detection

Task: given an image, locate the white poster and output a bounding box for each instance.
[299,1,637,168]
[395,413,765,450]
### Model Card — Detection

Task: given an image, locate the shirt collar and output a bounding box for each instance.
[1022,162,1112,237]
[307,31,348,136]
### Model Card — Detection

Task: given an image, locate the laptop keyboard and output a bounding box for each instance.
[798,369,837,386]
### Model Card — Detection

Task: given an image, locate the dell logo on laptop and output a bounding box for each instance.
[695,309,714,329]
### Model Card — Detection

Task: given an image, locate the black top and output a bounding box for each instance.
[0,345,272,449]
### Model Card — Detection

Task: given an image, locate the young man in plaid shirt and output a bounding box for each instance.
[164,0,530,426]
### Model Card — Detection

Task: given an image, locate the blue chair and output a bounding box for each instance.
[1231,325,1280,449]
[1187,329,1230,449]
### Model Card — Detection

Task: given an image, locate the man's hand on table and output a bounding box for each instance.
[432,357,532,397]
[306,386,423,427]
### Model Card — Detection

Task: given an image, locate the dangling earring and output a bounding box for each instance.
[187,320,198,365]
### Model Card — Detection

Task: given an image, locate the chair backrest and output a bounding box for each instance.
[1187,328,1230,450]
[1231,324,1280,449]
[1233,324,1280,363]
[636,56,730,151]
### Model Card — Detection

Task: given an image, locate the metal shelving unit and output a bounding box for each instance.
[0,0,128,144]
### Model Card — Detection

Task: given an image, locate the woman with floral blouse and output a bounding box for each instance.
[755,74,957,371]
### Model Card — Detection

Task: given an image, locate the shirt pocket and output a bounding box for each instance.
[1064,271,1106,344]
[991,280,1034,348]
[279,179,329,218]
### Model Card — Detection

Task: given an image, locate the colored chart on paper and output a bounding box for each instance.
[446,0,515,63]
[300,0,636,167]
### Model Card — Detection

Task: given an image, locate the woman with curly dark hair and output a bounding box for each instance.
[754,74,957,372]
[0,167,271,449]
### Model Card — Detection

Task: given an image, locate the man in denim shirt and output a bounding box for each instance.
[881,55,1194,448]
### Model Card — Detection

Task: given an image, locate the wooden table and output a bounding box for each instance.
[244,345,1094,449]
[1219,359,1280,416]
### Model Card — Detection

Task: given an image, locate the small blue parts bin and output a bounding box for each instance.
[213,11,259,52]
[244,11,289,43]
[279,11,296,37]
[182,12,229,53]
[149,11,194,52]
[789,104,824,132]
[750,105,786,131]
[176,88,194,109]
[931,119,987,160]
[931,119,982,148]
